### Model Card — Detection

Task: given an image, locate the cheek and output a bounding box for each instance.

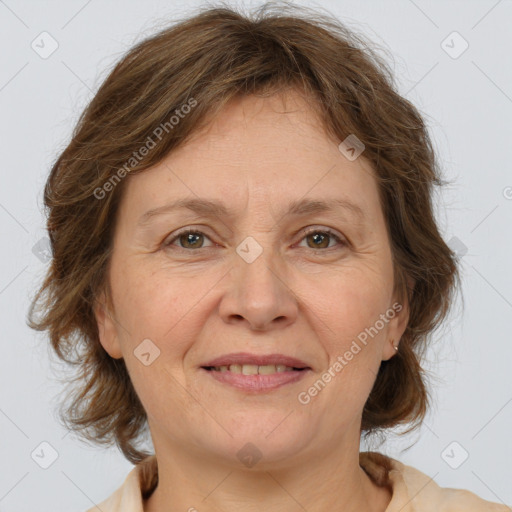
[111,267,201,419]
[111,261,194,336]
[303,262,392,392]
[309,262,392,335]
[305,273,389,415]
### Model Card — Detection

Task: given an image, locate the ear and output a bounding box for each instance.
[93,289,123,359]
[381,274,415,361]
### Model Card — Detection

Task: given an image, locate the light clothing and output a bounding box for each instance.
[87,451,511,511]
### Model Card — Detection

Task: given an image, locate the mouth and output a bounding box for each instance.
[199,352,312,392]
[202,364,309,374]
[200,352,311,370]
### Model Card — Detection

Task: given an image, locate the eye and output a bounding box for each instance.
[296,227,346,250]
[164,229,215,250]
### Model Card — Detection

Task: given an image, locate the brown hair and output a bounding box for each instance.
[28,1,460,464]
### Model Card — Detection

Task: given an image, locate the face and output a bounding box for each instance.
[95,89,410,468]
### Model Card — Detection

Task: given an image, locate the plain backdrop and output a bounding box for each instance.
[1,0,511,510]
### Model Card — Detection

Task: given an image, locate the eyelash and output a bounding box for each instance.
[163,227,347,253]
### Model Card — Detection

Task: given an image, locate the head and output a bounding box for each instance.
[28,3,459,465]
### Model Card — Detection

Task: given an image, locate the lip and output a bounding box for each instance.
[201,366,311,392]
[201,352,311,369]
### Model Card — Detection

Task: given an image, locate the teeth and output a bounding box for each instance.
[213,364,296,374]
[259,364,278,375]
[242,364,258,375]
[230,364,242,374]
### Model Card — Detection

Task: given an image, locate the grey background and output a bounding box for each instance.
[1,0,511,510]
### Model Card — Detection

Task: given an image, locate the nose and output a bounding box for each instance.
[218,245,299,332]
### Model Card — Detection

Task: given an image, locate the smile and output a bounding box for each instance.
[201,365,310,392]
[206,364,305,374]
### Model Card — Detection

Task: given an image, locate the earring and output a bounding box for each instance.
[391,339,399,351]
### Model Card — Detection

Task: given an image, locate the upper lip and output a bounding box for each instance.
[201,352,311,369]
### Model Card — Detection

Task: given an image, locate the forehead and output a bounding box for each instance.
[184,89,338,158]
[119,90,380,224]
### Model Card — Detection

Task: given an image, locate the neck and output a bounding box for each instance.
[143,433,391,512]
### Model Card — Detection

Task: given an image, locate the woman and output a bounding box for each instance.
[28,3,510,511]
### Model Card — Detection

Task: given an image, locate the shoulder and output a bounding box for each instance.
[84,455,157,512]
[360,451,510,511]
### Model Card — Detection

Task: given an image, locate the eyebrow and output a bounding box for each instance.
[137,197,366,226]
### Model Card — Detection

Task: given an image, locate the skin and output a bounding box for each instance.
[94,89,411,512]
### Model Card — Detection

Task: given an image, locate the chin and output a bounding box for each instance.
[209,418,311,467]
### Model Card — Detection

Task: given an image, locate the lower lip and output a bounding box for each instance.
[201,368,310,392]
